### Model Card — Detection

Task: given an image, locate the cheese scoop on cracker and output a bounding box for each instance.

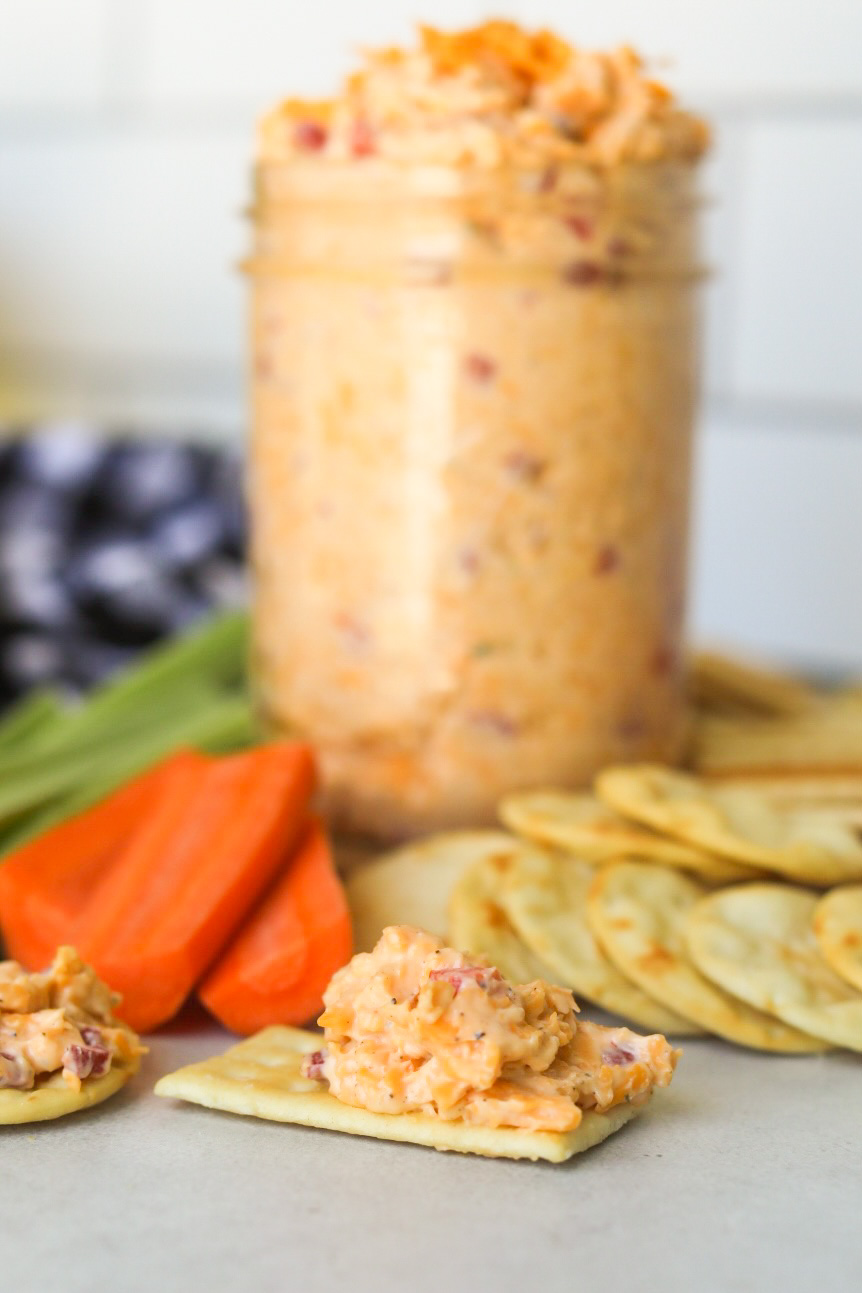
[0,946,144,1124]
[157,925,679,1161]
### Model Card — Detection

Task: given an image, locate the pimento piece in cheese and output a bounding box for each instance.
[301,925,679,1132]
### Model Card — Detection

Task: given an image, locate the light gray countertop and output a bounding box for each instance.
[5,1013,861,1293]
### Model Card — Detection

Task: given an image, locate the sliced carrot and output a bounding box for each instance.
[199,817,351,1034]
[0,751,201,970]
[75,742,317,1033]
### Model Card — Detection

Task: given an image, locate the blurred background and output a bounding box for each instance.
[1,0,861,673]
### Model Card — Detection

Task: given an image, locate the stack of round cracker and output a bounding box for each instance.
[346,654,862,1055]
[500,765,862,1052]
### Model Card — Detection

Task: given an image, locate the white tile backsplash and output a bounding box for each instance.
[503,0,862,101]
[700,120,746,401]
[692,413,862,667]
[137,0,862,107]
[730,119,862,408]
[0,0,112,111]
[140,0,489,108]
[141,0,347,109]
[0,129,248,363]
[1,1,862,662]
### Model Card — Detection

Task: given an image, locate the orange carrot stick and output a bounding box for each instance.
[199,818,351,1034]
[0,752,201,970]
[75,742,317,1033]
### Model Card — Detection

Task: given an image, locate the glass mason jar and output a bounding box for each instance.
[246,159,705,839]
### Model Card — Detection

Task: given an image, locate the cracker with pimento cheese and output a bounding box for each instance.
[0,1059,138,1125]
[0,947,144,1124]
[154,1025,644,1162]
[596,765,862,887]
[587,864,827,1053]
[500,789,758,883]
[686,884,862,1052]
[498,846,703,1035]
[157,926,679,1162]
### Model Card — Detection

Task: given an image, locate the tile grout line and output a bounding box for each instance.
[2,96,862,141]
[1,346,861,436]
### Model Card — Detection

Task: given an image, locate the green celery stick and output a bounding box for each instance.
[0,694,259,856]
[0,611,249,783]
[0,680,236,786]
[0,688,255,830]
[72,610,249,730]
[0,689,67,753]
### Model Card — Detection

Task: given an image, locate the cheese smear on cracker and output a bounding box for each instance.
[0,947,143,1122]
[302,925,679,1133]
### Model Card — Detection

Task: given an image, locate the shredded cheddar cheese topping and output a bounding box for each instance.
[303,926,679,1132]
[259,20,709,168]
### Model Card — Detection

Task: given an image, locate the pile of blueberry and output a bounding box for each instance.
[0,425,248,704]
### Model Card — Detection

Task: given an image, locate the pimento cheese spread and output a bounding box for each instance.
[0,946,143,1092]
[248,21,708,837]
[260,21,709,167]
[302,926,678,1132]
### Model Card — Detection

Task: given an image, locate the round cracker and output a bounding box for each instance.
[686,883,862,1052]
[0,1056,139,1126]
[448,844,561,984]
[690,699,862,777]
[596,765,862,888]
[688,649,817,718]
[714,775,862,815]
[346,831,515,953]
[813,885,862,993]
[500,789,758,883]
[587,864,828,1052]
[499,846,703,1035]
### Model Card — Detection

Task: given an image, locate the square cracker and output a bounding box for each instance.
[154,1026,645,1163]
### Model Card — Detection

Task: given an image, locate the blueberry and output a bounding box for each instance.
[0,482,75,549]
[81,575,210,647]
[149,499,227,570]
[93,441,206,525]
[0,498,74,586]
[0,568,75,631]
[0,435,249,695]
[15,424,105,493]
[68,537,159,602]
